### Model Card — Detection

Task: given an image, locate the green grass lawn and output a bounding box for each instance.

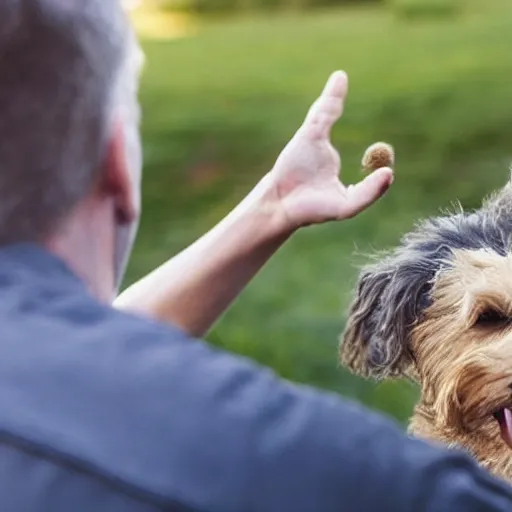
[124,0,512,425]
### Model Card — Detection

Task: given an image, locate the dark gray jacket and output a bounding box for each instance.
[0,244,510,511]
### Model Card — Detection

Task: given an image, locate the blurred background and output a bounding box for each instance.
[122,0,512,426]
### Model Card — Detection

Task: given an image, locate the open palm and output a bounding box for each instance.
[270,71,394,228]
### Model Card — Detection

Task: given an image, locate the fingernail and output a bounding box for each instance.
[381,175,393,194]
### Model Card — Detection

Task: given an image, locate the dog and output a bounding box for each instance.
[340,174,512,482]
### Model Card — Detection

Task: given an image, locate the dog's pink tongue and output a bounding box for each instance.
[497,408,512,449]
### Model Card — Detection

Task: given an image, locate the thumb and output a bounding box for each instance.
[340,167,394,219]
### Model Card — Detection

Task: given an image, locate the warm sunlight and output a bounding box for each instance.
[125,1,197,40]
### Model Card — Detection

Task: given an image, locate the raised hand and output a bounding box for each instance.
[269,71,394,229]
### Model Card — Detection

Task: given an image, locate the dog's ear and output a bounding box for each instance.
[340,245,438,381]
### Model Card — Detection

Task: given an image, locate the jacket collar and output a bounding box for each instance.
[0,243,85,289]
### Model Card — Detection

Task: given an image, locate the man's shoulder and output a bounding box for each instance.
[0,270,198,505]
[0,265,294,510]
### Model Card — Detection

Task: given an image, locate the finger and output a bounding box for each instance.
[304,71,348,125]
[341,167,394,218]
[303,71,348,140]
[321,70,349,99]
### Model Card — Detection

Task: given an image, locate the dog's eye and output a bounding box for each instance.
[475,309,510,327]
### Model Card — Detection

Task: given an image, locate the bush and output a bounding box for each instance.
[389,0,462,20]
[159,0,382,14]
[159,0,237,14]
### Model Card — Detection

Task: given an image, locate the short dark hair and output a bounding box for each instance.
[0,0,132,243]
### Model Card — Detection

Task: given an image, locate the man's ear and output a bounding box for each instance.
[102,120,140,225]
[339,252,434,380]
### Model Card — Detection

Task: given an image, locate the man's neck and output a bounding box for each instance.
[44,198,115,304]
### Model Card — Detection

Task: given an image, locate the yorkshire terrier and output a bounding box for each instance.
[340,174,512,481]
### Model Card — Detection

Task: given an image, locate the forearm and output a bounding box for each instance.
[114,173,293,337]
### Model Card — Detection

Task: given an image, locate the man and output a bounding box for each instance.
[0,1,511,511]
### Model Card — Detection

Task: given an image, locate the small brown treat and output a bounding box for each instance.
[362,142,395,173]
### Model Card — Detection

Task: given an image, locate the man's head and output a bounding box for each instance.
[0,0,144,299]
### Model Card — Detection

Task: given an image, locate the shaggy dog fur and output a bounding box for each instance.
[340,174,512,482]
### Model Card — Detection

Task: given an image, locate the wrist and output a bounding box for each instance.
[242,172,298,240]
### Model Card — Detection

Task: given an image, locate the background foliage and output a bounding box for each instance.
[160,0,382,14]
[125,0,512,426]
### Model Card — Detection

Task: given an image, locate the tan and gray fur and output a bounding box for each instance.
[340,174,512,481]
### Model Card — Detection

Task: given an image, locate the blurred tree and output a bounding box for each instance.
[157,0,382,14]
[389,0,461,19]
